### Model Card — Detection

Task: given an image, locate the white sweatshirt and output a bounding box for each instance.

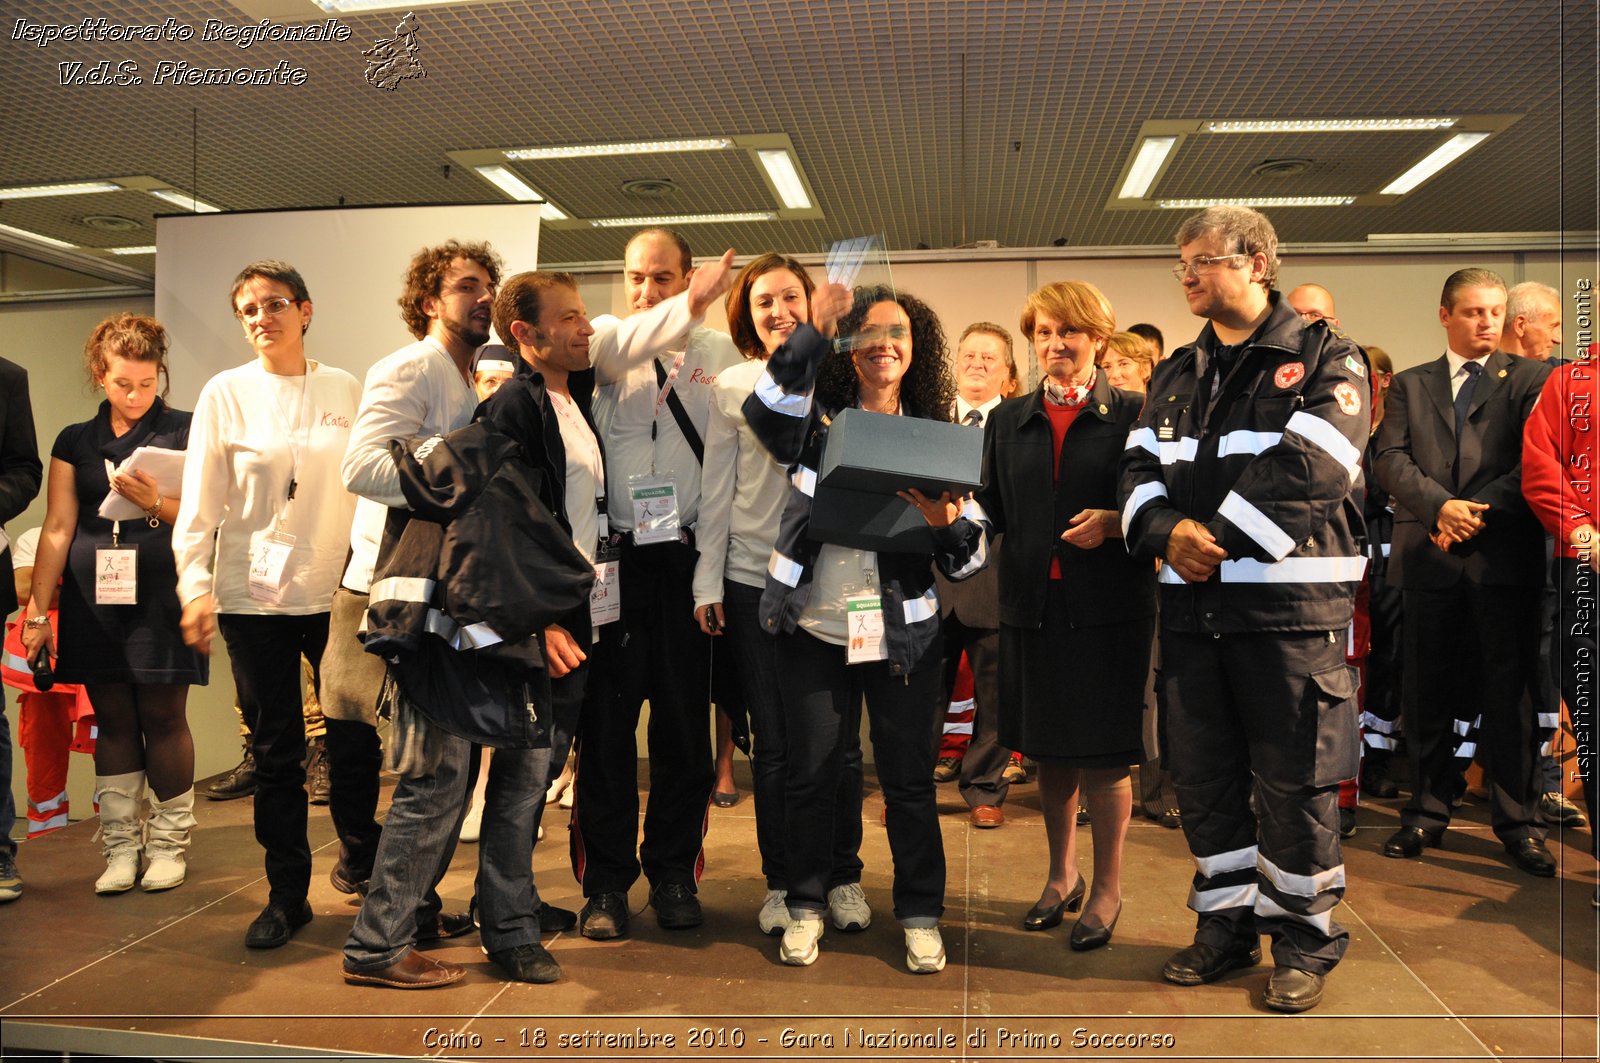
[172,360,360,615]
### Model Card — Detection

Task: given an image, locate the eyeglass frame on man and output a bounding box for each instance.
[1170,253,1253,281]
[234,296,297,322]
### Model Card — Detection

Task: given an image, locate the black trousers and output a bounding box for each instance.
[570,538,714,895]
[723,580,863,891]
[1553,557,1599,843]
[932,615,1011,808]
[218,611,329,907]
[778,630,945,922]
[1400,581,1543,842]
[1360,558,1405,760]
[1161,629,1358,976]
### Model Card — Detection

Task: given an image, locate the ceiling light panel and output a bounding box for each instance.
[107,245,157,255]
[504,139,734,161]
[756,150,813,210]
[1205,118,1458,133]
[1380,132,1492,195]
[0,222,77,249]
[588,212,776,228]
[0,181,120,200]
[1158,196,1357,208]
[1119,136,1178,199]
[148,188,221,213]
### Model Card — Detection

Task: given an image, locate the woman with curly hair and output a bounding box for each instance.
[743,282,987,974]
[694,254,872,938]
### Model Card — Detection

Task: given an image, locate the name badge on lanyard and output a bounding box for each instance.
[590,513,621,627]
[248,529,297,604]
[95,535,138,606]
[629,473,681,545]
[845,592,887,664]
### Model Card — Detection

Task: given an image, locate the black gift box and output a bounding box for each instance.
[808,408,983,552]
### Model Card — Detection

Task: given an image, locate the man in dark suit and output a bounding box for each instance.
[0,355,43,903]
[1373,268,1555,876]
[934,323,1019,827]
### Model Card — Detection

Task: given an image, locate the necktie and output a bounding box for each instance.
[1453,361,1483,438]
[963,408,983,428]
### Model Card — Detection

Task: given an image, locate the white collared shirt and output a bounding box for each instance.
[1445,348,1493,400]
[954,393,1005,426]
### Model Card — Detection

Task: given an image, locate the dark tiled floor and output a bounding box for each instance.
[1,768,1595,1061]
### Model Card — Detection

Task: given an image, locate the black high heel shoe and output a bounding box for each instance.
[1069,899,1122,951]
[1023,876,1086,931]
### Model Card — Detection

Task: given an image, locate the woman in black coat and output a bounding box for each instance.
[975,281,1156,950]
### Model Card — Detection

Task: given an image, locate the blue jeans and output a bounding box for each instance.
[345,723,481,969]
[1,691,15,856]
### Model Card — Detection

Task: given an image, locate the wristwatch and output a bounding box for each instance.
[22,615,50,629]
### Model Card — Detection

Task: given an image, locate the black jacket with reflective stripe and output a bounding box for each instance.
[1117,293,1369,634]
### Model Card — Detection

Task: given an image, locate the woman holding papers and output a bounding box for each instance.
[20,313,207,894]
[974,282,1156,950]
[171,261,359,949]
[743,282,988,974]
[694,254,871,939]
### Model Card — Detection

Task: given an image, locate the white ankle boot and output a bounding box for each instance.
[141,788,195,891]
[94,773,145,895]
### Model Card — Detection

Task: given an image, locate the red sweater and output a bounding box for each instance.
[1523,359,1599,559]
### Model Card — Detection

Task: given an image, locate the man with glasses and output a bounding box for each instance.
[341,240,554,988]
[1287,284,1340,329]
[932,324,1020,826]
[1119,206,1369,1013]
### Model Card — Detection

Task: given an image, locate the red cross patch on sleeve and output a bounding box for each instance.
[1333,382,1363,417]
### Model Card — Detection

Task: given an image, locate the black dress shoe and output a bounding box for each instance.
[488,942,561,984]
[1069,900,1121,951]
[537,901,578,933]
[1023,877,1085,931]
[1504,837,1557,878]
[245,899,312,949]
[1263,967,1325,1012]
[1381,825,1441,859]
[649,882,704,929]
[199,748,257,801]
[417,910,477,942]
[1161,941,1261,985]
[330,862,370,897]
[579,891,629,940]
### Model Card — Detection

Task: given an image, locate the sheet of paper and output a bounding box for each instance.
[98,446,187,521]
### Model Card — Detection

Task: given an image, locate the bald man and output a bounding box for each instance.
[1287,284,1339,328]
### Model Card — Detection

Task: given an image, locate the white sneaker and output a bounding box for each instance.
[827,882,871,931]
[904,926,946,973]
[779,914,823,966]
[758,889,789,936]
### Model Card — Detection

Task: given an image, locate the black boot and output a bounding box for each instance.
[199,742,257,801]
[305,736,331,806]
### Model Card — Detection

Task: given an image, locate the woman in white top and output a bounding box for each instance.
[172,260,359,950]
[693,254,874,939]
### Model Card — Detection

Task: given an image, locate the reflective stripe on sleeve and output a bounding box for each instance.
[1217,491,1297,560]
[753,371,810,418]
[1287,410,1363,482]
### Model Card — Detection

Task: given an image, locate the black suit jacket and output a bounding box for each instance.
[1373,349,1551,589]
[976,373,1155,630]
[0,357,43,616]
[936,403,1000,629]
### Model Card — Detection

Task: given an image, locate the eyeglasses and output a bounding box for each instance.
[1170,254,1251,280]
[852,324,910,344]
[235,296,295,321]
[1298,309,1340,327]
